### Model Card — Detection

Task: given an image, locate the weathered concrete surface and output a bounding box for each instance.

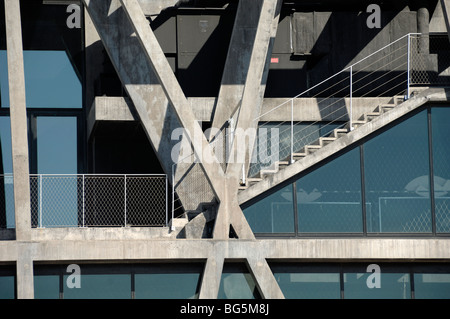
[4,238,450,263]
[88,96,393,127]
[5,0,32,244]
[83,0,217,216]
[3,236,450,299]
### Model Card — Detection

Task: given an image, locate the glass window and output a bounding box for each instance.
[0,116,14,228]
[34,275,60,299]
[297,147,363,233]
[19,1,82,109]
[431,108,450,233]
[37,117,78,174]
[23,51,81,109]
[63,273,131,299]
[0,276,14,299]
[364,110,432,233]
[218,263,261,299]
[414,273,450,299]
[344,265,411,299]
[135,264,202,299]
[270,264,341,299]
[0,51,8,108]
[243,184,295,234]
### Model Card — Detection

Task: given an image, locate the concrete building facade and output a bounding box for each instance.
[1,0,450,299]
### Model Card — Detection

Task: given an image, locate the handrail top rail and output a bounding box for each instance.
[255,32,422,121]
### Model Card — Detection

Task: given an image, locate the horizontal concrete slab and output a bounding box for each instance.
[1,237,450,262]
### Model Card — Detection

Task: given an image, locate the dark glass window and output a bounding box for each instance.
[243,184,295,234]
[19,1,82,109]
[34,275,60,299]
[0,266,15,299]
[0,51,8,108]
[270,264,341,299]
[431,107,450,233]
[296,147,363,233]
[0,116,14,228]
[134,264,202,299]
[34,263,203,299]
[344,264,411,299]
[364,110,432,233]
[218,263,261,299]
[414,273,450,299]
[64,273,131,299]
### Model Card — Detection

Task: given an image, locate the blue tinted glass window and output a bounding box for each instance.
[344,268,410,299]
[135,271,201,299]
[270,264,341,299]
[431,108,450,233]
[0,116,14,228]
[297,147,363,233]
[34,275,60,299]
[364,110,432,233]
[414,273,450,299]
[24,51,81,108]
[0,51,8,108]
[243,184,295,233]
[37,117,77,174]
[0,51,81,108]
[218,263,261,299]
[63,274,131,299]
[0,276,14,299]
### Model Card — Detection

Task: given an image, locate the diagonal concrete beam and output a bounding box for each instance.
[247,256,284,299]
[83,0,219,214]
[209,0,265,138]
[226,0,282,179]
[119,0,226,200]
[213,0,282,240]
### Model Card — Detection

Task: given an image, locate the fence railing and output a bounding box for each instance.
[27,174,168,228]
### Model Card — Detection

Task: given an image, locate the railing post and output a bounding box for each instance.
[349,65,353,131]
[165,176,168,227]
[124,174,127,227]
[407,33,411,99]
[82,174,85,227]
[290,99,294,163]
[39,174,42,228]
[171,164,176,231]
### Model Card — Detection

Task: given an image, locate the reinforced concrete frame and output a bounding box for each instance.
[2,0,450,299]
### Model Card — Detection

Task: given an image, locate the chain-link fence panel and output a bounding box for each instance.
[410,34,450,87]
[29,174,168,228]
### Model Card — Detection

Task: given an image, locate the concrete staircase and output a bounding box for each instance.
[238,95,406,191]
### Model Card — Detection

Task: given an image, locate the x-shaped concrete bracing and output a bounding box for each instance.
[83,0,284,298]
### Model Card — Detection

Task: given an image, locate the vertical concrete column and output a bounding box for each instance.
[4,0,32,241]
[418,1,430,53]
[440,0,450,42]
[16,245,34,299]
